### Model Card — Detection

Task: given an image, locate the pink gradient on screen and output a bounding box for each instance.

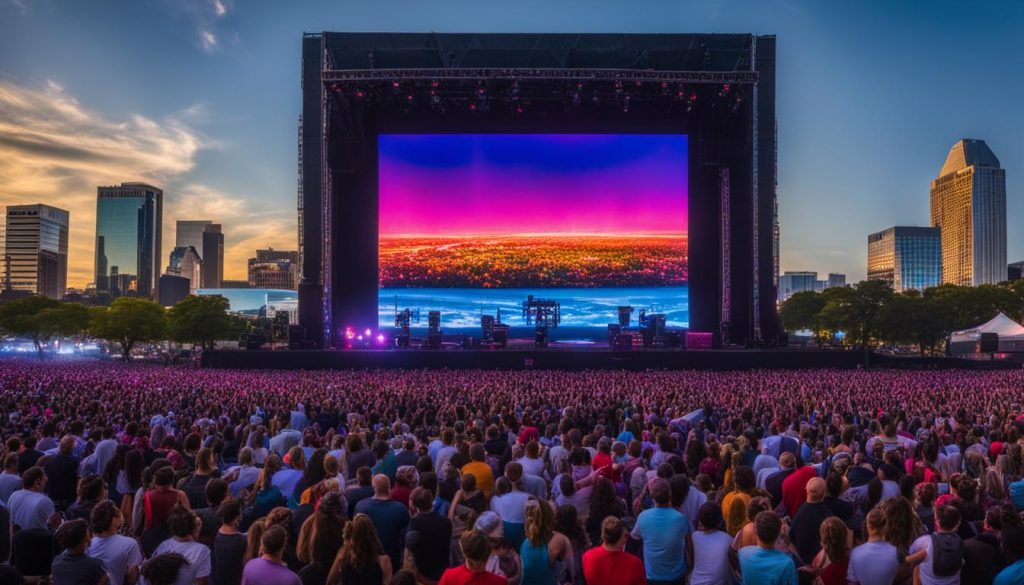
[379,134,687,236]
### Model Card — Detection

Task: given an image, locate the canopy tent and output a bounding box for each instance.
[949,312,1024,354]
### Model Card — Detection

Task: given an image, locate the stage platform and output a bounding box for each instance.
[201,348,1021,371]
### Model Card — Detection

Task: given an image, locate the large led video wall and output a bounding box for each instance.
[379,134,688,337]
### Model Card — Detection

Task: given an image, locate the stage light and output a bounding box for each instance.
[391,81,400,89]
[344,327,356,341]
[357,335,364,341]
[355,90,365,99]
[364,328,372,337]
[376,334,386,344]
[331,83,343,94]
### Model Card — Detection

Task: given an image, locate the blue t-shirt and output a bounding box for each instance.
[354,498,410,569]
[994,559,1024,585]
[630,505,690,581]
[738,546,797,585]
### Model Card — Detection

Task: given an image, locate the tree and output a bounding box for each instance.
[0,296,62,358]
[90,297,166,361]
[779,291,827,344]
[167,295,237,350]
[821,280,893,349]
[37,303,92,347]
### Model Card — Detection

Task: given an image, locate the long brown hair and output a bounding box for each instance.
[297,492,346,568]
[243,518,266,564]
[819,517,849,562]
[326,514,383,582]
[525,499,555,547]
[248,455,282,504]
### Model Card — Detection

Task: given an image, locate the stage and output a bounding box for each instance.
[201,348,1020,371]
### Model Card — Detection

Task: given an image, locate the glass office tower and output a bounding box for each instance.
[3,204,69,298]
[867,226,941,292]
[94,183,163,298]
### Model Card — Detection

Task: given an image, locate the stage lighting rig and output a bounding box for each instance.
[522,295,561,348]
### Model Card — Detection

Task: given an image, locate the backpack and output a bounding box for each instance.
[1009,478,1024,511]
[931,532,963,577]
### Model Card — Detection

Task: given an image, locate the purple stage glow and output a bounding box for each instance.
[379,134,688,236]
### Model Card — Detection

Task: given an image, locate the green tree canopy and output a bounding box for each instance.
[90,297,166,360]
[167,295,236,350]
[0,296,63,357]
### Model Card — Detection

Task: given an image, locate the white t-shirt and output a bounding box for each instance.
[7,489,54,531]
[517,456,545,478]
[153,538,211,585]
[89,534,143,585]
[848,540,900,585]
[490,491,530,524]
[910,534,960,585]
[690,530,734,585]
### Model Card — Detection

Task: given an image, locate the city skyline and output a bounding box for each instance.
[1,1,1022,286]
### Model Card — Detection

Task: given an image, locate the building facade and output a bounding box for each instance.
[3,204,69,299]
[826,273,846,289]
[248,248,299,290]
[930,139,1006,286]
[201,224,224,288]
[166,246,202,294]
[778,271,818,302]
[867,226,941,292]
[95,183,163,298]
[175,220,212,256]
[158,274,191,306]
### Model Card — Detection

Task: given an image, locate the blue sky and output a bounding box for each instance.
[0,0,1021,286]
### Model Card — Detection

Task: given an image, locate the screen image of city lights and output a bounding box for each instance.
[379,134,688,339]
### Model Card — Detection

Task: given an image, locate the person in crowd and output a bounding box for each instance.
[295,491,345,585]
[144,466,191,535]
[52,518,108,585]
[490,476,530,551]
[737,511,797,585]
[789,477,835,565]
[798,516,849,585]
[88,500,143,585]
[405,486,452,584]
[689,503,734,585]
[908,503,963,585]
[45,436,80,510]
[152,505,212,585]
[346,467,376,518]
[212,499,248,585]
[0,452,24,504]
[241,525,301,585]
[581,516,645,585]
[630,477,691,584]
[438,530,507,585]
[326,513,393,585]
[996,525,1024,585]
[354,474,411,572]
[519,499,572,585]
[8,467,59,531]
[848,507,900,585]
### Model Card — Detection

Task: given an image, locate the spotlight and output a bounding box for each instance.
[364,328,372,337]
[331,83,343,94]
[355,90,365,99]
[376,334,386,344]
[622,96,631,113]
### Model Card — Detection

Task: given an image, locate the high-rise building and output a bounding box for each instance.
[827,273,846,289]
[158,274,190,306]
[201,224,224,288]
[2,204,69,298]
[867,226,941,292]
[95,183,163,298]
[166,246,202,294]
[248,248,299,289]
[1008,261,1024,282]
[175,220,212,255]
[930,139,1006,286]
[778,271,818,302]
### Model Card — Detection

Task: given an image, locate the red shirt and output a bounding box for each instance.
[781,466,817,518]
[517,426,539,445]
[438,565,508,585]
[582,546,646,585]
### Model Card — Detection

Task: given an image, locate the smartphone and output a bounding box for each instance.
[937,482,950,495]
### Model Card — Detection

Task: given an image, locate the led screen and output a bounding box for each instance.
[379,134,688,338]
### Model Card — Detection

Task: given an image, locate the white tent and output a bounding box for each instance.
[949,312,1024,354]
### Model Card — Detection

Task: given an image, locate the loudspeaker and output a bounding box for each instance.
[979,332,999,353]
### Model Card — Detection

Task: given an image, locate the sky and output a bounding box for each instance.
[0,0,1022,287]
[379,134,688,236]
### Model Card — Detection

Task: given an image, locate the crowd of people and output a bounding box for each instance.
[0,359,1023,584]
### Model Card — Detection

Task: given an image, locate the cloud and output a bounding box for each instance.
[199,29,217,52]
[0,79,211,287]
[165,0,231,52]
